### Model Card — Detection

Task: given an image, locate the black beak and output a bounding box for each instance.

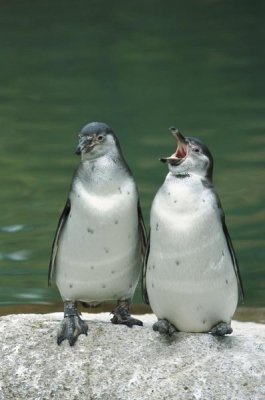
[169,126,186,144]
[75,145,82,155]
[75,135,94,155]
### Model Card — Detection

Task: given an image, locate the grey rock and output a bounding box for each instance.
[0,313,265,400]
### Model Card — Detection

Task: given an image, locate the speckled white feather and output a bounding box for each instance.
[55,150,141,303]
[146,172,238,332]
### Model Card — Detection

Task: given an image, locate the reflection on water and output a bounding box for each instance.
[0,225,25,233]
[0,250,30,262]
[0,0,264,312]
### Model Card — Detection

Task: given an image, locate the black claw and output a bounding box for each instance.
[168,324,177,336]
[125,317,143,327]
[153,319,177,336]
[111,302,143,327]
[69,338,76,347]
[211,322,233,336]
[111,313,143,327]
[57,315,88,346]
[130,318,143,327]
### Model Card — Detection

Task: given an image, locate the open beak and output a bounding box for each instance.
[160,127,188,165]
[75,135,97,155]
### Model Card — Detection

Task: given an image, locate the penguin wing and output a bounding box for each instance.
[48,198,71,286]
[222,219,245,303]
[214,192,245,303]
[138,201,147,260]
[137,202,149,304]
[141,231,150,305]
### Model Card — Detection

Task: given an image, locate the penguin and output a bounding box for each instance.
[143,127,244,336]
[49,122,146,345]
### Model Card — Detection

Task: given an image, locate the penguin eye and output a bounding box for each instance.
[193,147,200,153]
[97,135,104,142]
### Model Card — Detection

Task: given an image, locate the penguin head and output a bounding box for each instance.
[160,127,213,180]
[75,122,118,161]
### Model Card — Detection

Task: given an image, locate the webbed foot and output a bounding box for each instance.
[111,300,143,327]
[211,321,233,336]
[153,319,178,336]
[57,301,88,346]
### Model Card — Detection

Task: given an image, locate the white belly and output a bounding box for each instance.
[55,179,141,303]
[146,175,238,332]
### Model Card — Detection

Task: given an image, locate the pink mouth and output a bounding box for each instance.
[175,143,187,159]
[160,127,188,165]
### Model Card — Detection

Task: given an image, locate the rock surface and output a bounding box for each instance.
[0,313,265,400]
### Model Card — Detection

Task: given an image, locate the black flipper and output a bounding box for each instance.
[212,188,245,303]
[137,201,147,260]
[141,231,150,305]
[48,198,71,286]
[222,220,244,303]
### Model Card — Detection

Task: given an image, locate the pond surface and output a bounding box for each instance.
[0,0,264,312]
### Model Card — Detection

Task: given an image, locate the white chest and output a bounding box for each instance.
[151,174,218,243]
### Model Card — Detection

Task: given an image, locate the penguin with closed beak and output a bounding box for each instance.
[143,127,244,336]
[49,122,146,345]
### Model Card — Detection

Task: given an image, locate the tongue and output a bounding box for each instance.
[176,146,186,158]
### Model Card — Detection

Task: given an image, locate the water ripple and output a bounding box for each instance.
[0,225,26,233]
[0,250,30,261]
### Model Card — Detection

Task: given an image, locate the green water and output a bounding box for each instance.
[0,0,264,309]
